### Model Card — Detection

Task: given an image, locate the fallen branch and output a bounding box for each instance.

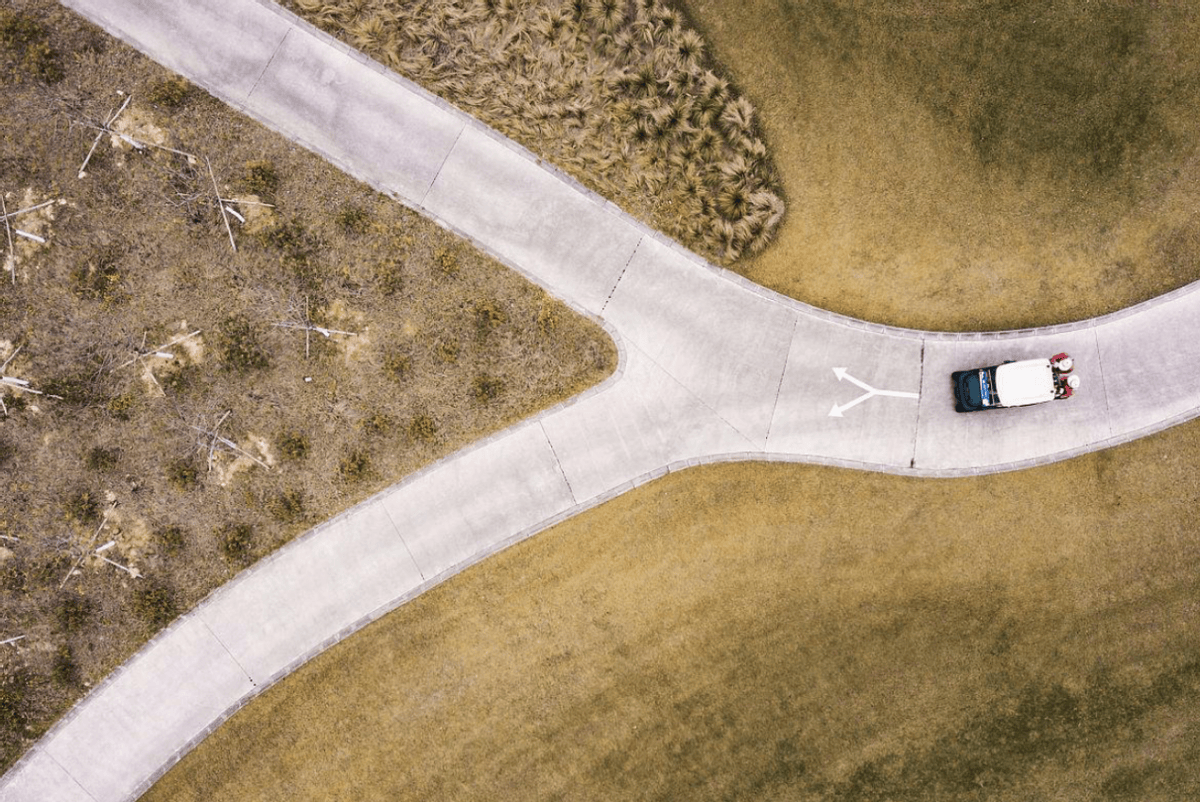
[14,230,45,244]
[190,418,272,472]
[79,94,132,178]
[1,194,14,286]
[0,344,20,373]
[273,321,358,338]
[59,503,116,589]
[0,199,58,221]
[98,554,142,579]
[206,157,236,252]
[0,636,25,647]
[0,377,43,395]
[220,197,275,208]
[0,534,18,543]
[116,329,201,369]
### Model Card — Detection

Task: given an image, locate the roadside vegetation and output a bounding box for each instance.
[0,0,613,771]
[285,0,785,265]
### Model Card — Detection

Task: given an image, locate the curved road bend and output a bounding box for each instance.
[5,0,1200,800]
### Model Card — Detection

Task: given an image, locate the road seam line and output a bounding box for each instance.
[910,338,926,468]
[380,500,427,581]
[245,26,291,100]
[600,235,643,314]
[420,125,466,206]
[40,749,99,802]
[540,420,578,505]
[1093,323,1114,439]
[198,617,256,687]
[763,314,798,448]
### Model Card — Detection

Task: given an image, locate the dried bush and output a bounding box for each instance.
[84,446,119,472]
[277,430,309,461]
[106,392,136,420]
[54,594,95,633]
[131,581,179,631]
[145,75,192,108]
[166,458,200,490]
[472,374,506,403]
[338,450,371,482]
[63,488,101,524]
[408,413,437,444]
[434,248,459,276]
[473,300,507,340]
[71,249,124,303]
[51,645,79,687]
[155,524,186,555]
[335,205,370,234]
[242,159,280,197]
[383,350,412,382]
[217,315,270,372]
[0,10,62,83]
[267,488,305,523]
[218,523,255,565]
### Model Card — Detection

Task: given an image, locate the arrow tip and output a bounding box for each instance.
[828,404,844,417]
[833,367,848,380]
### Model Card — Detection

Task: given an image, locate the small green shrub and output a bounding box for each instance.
[242,159,279,197]
[408,414,437,444]
[132,581,179,631]
[63,489,100,524]
[85,446,118,472]
[277,430,309,461]
[145,76,192,108]
[267,488,305,523]
[54,594,95,633]
[40,373,92,406]
[166,458,200,490]
[160,363,200,395]
[51,645,79,686]
[155,525,186,555]
[218,523,255,564]
[335,205,370,235]
[338,450,371,482]
[472,374,506,403]
[217,315,270,372]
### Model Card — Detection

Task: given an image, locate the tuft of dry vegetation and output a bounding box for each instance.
[286,0,785,264]
[0,0,613,772]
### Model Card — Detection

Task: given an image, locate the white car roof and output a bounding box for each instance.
[995,359,1056,407]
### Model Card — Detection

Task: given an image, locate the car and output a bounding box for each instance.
[952,354,1079,413]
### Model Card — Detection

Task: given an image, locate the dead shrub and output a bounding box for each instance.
[472,374,506,403]
[217,315,270,372]
[155,524,186,555]
[53,594,95,634]
[338,450,371,482]
[166,458,200,490]
[63,488,101,525]
[242,159,279,197]
[408,413,437,444]
[277,430,309,461]
[473,300,507,340]
[131,581,179,631]
[383,350,412,382]
[218,523,255,565]
[145,75,192,108]
[267,488,305,523]
[84,446,119,472]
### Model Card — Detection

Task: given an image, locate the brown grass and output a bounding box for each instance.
[143,424,1200,801]
[0,0,613,771]
[285,0,784,265]
[681,0,1200,331]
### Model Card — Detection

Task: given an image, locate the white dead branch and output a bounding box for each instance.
[0,636,25,647]
[275,297,357,360]
[191,411,271,473]
[98,554,142,579]
[117,329,201,369]
[14,230,45,244]
[1,194,13,286]
[79,94,132,178]
[0,344,20,373]
[219,197,274,208]
[59,503,117,589]
[0,535,19,543]
[0,199,58,221]
[206,157,237,252]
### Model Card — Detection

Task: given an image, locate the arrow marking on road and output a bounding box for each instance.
[829,367,919,417]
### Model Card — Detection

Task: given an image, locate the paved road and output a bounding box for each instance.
[4,1,1200,800]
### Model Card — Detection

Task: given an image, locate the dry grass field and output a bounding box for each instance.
[0,0,613,771]
[145,430,1200,801]
[684,0,1200,331]
[139,2,1200,801]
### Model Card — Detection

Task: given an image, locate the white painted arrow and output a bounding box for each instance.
[829,368,919,417]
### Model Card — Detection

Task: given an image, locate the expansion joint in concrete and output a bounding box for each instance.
[1093,325,1115,439]
[763,315,798,448]
[540,420,578,505]
[420,125,466,205]
[380,502,426,581]
[245,25,291,100]
[910,339,927,469]
[600,235,643,314]
[198,617,256,687]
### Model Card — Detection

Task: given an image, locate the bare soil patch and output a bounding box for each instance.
[0,0,612,770]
